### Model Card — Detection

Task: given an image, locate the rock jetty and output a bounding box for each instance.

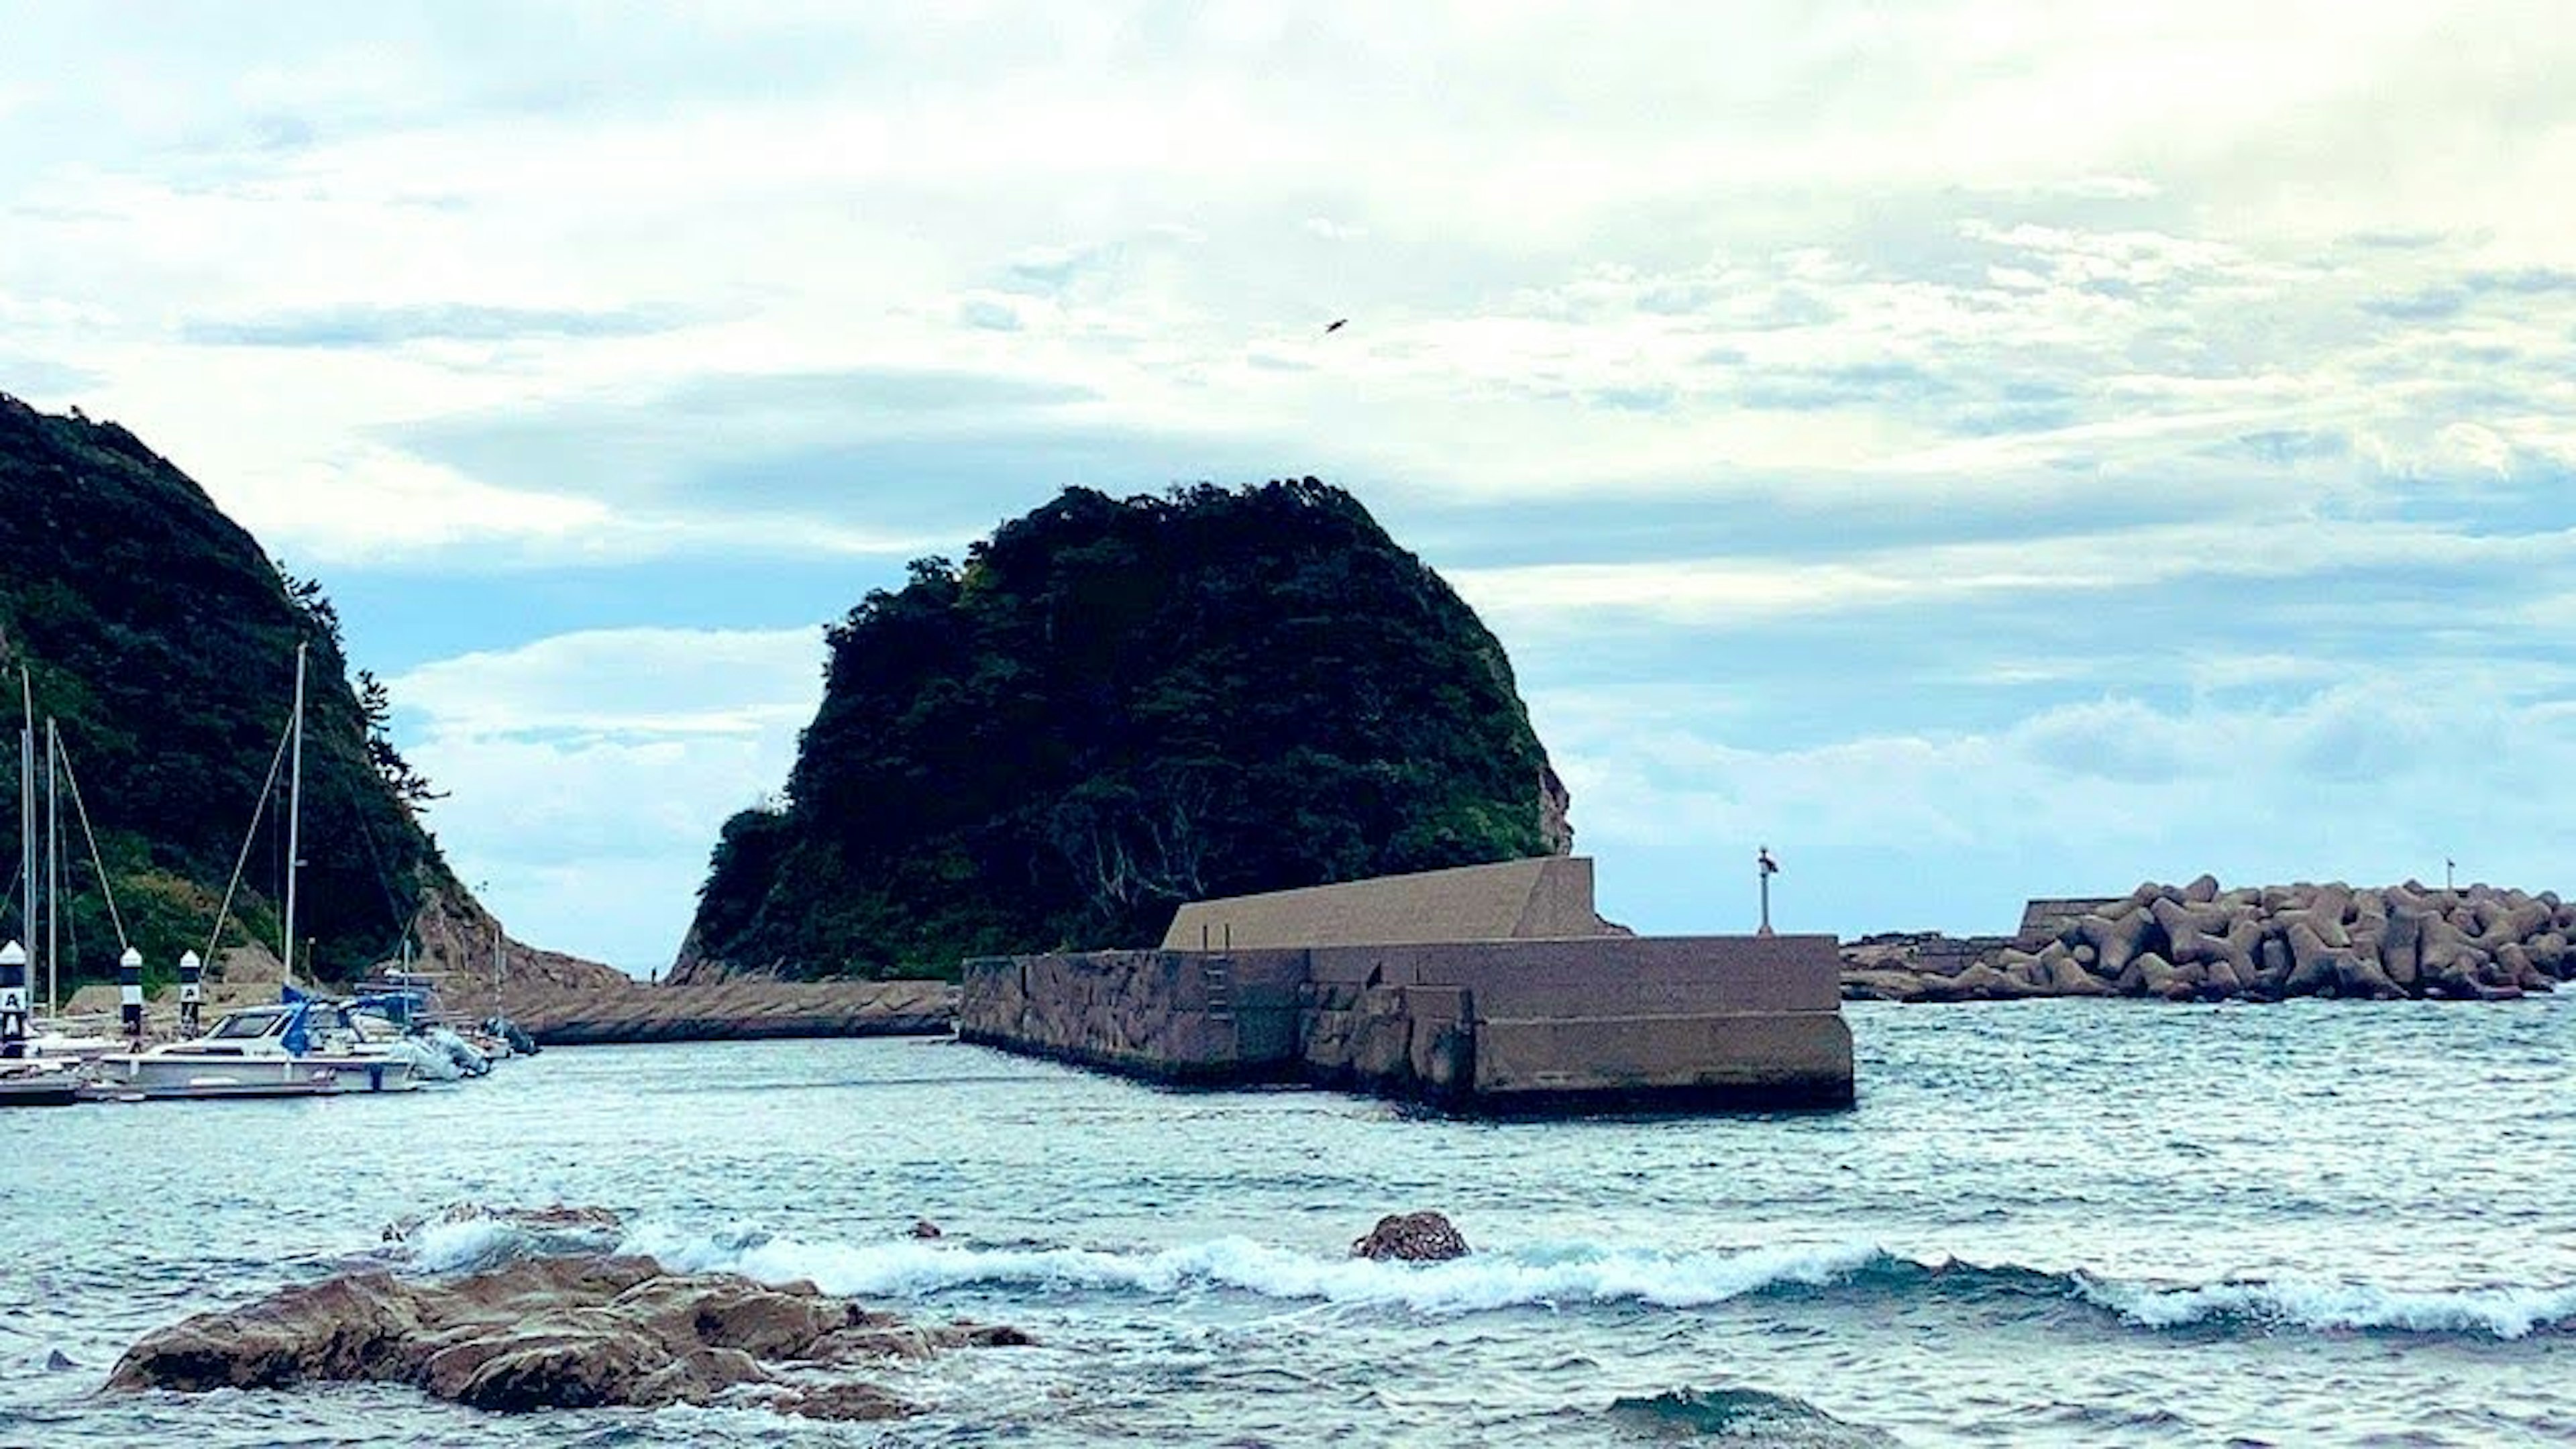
[107,1254,1028,1419]
[1843,877,2575,1003]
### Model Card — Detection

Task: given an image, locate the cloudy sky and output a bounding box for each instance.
[6,2,2573,971]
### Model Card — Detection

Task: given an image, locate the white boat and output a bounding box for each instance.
[24,1018,119,1063]
[96,998,417,1094]
[0,1059,83,1108]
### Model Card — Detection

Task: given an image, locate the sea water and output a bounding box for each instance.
[3,997,2570,1446]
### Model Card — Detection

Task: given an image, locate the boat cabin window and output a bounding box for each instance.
[209,1011,288,1040]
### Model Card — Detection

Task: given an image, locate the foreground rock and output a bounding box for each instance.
[108,1254,1028,1419]
[1352,1212,1471,1261]
[1844,878,2576,1004]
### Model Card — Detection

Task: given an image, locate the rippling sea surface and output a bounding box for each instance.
[5,998,2572,1447]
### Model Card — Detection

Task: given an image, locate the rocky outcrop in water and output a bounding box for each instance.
[1352,1212,1471,1261]
[107,1254,1029,1419]
[1843,877,2576,1003]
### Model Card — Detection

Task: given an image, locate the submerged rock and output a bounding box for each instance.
[1352,1212,1471,1262]
[107,1253,1026,1419]
[380,1202,626,1245]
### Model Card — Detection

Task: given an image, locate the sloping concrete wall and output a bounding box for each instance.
[2016,896,2123,948]
[1161,857,1613,951]
[517,980,956,1046]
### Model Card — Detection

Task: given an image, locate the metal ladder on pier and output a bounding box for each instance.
[1201,957,1233,1022]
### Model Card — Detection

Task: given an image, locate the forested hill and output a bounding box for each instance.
[680,477,1571,981]
[0,391,453,986]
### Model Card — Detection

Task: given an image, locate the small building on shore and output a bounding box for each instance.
[959,857,1854,1112]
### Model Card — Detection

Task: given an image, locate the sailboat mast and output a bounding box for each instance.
[17,667,32,966]
[282,643,307,991]
[44,718,58,1018]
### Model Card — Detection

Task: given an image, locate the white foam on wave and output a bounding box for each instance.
[405,1218,523,1274]
[2085,1276,2576,1340]
[617,1222,1884,1316]
[399,1214,628,1274]
[617,1222,2576,1340]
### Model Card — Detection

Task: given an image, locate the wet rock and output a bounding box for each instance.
[908,1219,943,1240]
[1948,963,2013,999]
[44,1350,74,1372]
[1839,969,1929,1003]
[771,1381,913,1421]
[107,1254,1024,1418]
[1352,1212,1470,1262]
[382,1202,625,1246]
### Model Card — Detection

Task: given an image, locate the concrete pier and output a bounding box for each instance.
[961,860,1856,1112]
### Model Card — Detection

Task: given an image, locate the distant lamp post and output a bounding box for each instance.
[1756,847,1780,936]
[2445,857,2456,892]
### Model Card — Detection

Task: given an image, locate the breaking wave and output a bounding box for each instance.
[2080,1275,2576,1340]
[396,1213,627,1274]
[598,1224,2576,1341]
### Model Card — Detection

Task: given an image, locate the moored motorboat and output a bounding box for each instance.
[95,999,419,1095]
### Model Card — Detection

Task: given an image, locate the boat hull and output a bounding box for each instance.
[84,1070,343,1102]
[0,1068,83,1108]
[99,1051,417,1094]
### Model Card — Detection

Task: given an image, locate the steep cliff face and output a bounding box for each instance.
[0,392,617,991]
[680,477,1572,981]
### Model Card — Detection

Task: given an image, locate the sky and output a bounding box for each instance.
[5,1,2573,973]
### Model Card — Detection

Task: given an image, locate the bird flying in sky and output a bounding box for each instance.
[1324,318,1347,333]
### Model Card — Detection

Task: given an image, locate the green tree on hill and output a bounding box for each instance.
[685,476,1566,979]
[0,392,454,987]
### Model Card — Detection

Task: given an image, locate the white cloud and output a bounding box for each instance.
[9,2,2572,553]
[1542,676,2576,936]
[390,628,826,968]
[392,627,824,740]
[1450,518,2576,637]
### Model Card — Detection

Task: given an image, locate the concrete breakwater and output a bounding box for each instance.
[959,936,1855,1111]
[513,979,957,1046]
[1844,875,2576,1003]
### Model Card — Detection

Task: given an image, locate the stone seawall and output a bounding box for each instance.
[959,936,1854,1112]
[514,980,957,1046]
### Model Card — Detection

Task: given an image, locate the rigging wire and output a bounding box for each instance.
[203,696,295,969]
[54,740,130,953]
